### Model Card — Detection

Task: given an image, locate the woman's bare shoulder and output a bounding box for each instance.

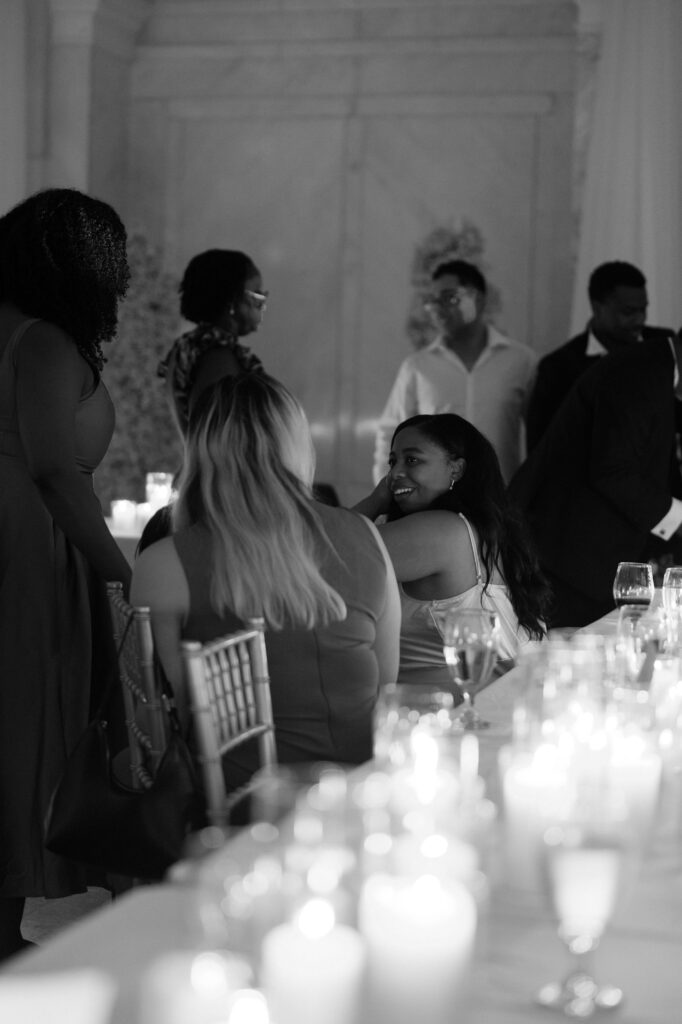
[12,317,81,367]
[389,509,469,540]
[131,536,188,614]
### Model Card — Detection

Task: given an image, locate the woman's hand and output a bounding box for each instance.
[352,475,393,521]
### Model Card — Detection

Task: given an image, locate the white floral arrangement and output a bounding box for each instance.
[406,220,501,349]
[95,232,183,511]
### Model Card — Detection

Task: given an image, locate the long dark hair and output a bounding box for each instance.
[0,188,129,373]
[389,414,549,638]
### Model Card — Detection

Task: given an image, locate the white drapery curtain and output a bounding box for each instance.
[571,0,682,334]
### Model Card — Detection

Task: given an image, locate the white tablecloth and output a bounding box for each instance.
[3,612,681,1023]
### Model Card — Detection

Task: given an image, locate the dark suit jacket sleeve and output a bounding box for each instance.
[588,360,674,532]
[525,356,556,452]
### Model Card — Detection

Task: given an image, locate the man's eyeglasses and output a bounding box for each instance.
[244,289,269,311]
[422,289,466,310]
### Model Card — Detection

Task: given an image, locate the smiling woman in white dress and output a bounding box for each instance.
[354,413,549,687]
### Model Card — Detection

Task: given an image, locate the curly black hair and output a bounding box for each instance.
[0,188,129,373]
[388,413,551,639]
[179,249,259,324]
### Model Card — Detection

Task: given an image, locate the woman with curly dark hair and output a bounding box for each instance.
[354,413,549,686]
[0,188,131,958]
[158,248,266,436]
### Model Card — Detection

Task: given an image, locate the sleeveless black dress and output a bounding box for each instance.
[0,320,117,897]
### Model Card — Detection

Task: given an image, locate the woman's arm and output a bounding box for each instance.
[16,322,131,588]
[131,538,191,720]
[375,511,478,595]
[352,475,393,521]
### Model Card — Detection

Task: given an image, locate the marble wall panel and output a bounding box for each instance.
[143,10,357,44]
[128,100,572,497]
[162,112,348,486]
[125,0,577,499]
[127,101,172,242]
[341,111,537,498]
[134,40,574,102]
[132,52,358,99]
[360,45,575,97]
[145,1,575,45]
[90,49,133,213]
[358,5,576,40]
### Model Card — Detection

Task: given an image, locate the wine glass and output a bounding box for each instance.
[434,608,498,730]
[373,683,459,765]
[662,566,682,612]
[537,794,633,1017]
[612,561,654,610]
[615,604,660,688]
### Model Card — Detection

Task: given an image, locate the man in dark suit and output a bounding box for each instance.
[526,261,673,451]
[510,333,682,628]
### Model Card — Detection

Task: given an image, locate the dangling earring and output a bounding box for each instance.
[449,477,455,491]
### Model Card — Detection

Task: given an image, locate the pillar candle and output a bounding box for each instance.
[500,743,572,892]
[358,872,476,1024]
[260,898,364,1024]
[609,733,662,841]
[138,950,253,1024]
[110,499,137,533]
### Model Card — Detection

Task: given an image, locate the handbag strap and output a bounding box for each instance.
[93,609,146,721]
[103,598,196,745]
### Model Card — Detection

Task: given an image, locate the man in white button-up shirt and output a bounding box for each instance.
[372,260,537,485]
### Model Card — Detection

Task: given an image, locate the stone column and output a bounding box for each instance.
[46,0,150,210]
[46,0,100,188]
[0,0,28,212]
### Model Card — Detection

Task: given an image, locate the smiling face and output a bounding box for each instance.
[590,284,648,347]
[388,425,464,513]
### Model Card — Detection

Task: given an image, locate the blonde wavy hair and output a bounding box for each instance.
[173,373,347,630]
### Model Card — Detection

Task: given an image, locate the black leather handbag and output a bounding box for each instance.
[45,683,203,881]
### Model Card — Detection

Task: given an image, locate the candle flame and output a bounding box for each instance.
[409,729,440,803]
[228,989,270,1024]
[460,733,479,779]
[189,952,231,996]
[296,898,335,940]
[364,832,392,857]
[420,834,449,859]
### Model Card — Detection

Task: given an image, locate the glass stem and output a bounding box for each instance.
[568,948,595,979]
[563,935,599,982]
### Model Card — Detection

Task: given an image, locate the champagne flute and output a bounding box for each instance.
[436,609,498,730]
[662,566,682,612]
[537,795,633,1017]
[612,561,654,610]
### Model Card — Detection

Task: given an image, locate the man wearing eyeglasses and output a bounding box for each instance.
[372,259,537,484]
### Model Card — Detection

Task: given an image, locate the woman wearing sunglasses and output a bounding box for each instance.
[159,248,268,437]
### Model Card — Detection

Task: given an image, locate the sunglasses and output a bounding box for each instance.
[244,289,269,311]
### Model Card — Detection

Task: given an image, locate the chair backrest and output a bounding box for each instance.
[106,581,169,790]
[181,617,277,827]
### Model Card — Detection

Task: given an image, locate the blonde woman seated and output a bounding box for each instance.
[131,373,400,789]
[354,414,548,687]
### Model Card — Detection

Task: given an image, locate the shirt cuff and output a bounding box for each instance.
[651,498,682,540]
